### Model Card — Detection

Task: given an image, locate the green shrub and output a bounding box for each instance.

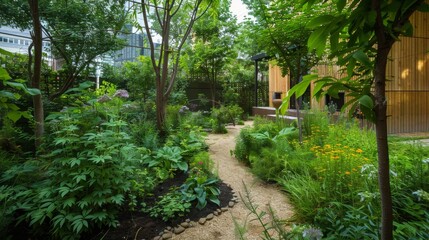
[166,124,208,159]
[130,119,159,151]
[144,146,188,181]
[0,93,158,239]
[250,139,291,182]
[166,105,183,130]
[180,176,220,210]
[211,104,244,133]
[146,191,191,221]
[190,151,215,175]
[180,111,212,129]
[238,112,429,238]
[314,202,380,239]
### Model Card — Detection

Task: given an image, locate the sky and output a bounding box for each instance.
[230,0,249,23]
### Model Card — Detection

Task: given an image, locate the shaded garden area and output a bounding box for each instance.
[2,0,429,239]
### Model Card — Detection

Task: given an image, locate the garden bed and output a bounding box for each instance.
[90,172,234,240]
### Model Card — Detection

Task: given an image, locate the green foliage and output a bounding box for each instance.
[0,92,158,239]
[101,56,156,101]
[190,151,214,176]
[180,176,220,210]
[233,118,286,165]
[249,128,298,181]
[166,105,183,130]
[278,174,323,222]
[236,112,429,238]
[179,111,212,129]
[211,105,244,133]
[0,50,40,123]
[314,202,380,239]
[144,146,187,181]
[166,124,208,159]
[146,191,191,222]
[130,119,159,151]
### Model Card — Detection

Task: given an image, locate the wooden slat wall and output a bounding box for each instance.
[385,10,429,133]
[268,10,429,134]
[268,64,289,107]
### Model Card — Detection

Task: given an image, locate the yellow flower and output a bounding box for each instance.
[331,156,339,160]
[345,171,351,175]
[356,148,363,153]
[325,144,331,149]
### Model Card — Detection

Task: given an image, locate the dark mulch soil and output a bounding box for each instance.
[89,172,234,240]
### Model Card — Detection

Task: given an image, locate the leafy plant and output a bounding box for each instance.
[190,151,214,175]
[166,124,208,158]
[180,176,220,210]
[0,96,152,239]
[146,191,191,222]
[211,104,244,133]
[0,49,41,123]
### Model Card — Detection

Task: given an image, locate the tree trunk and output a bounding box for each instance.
[156,82,167,137]
[374,45,393,240]
[372,1,396,238]
[29,0,44,149]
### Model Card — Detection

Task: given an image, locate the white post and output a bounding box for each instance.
[95,66,101,89]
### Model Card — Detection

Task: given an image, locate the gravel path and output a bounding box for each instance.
[173,121,294,240]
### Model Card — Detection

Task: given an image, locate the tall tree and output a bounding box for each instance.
[28,0,44,148]
[133,0,216,134]
[287,0,429,238]
[183,0,238,107]
[44,0,128,99]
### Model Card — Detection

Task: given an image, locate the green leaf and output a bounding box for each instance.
[337,0,346,11]
[176,161,188,172]
[0,90,17,100]
[0,68,11,80]
[63,198,76,208]
[308,26,329,56]
[313,77,331,96]
[27,88,41,96]
[307,15,335,28]
[358,95,374,109]
[72,218,84,233]
[52,214,66,228]
[352,50,372,68]
[58,186,70,198]
[6,111,23,122]
[278,127,297,137]
[0,48,13,56]
[208,195,220,206]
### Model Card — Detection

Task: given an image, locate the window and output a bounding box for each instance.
[325,92,345,111]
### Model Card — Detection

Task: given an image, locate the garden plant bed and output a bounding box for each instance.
[91,172,234,240]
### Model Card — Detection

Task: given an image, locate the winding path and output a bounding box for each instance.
[174,122,294,239]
